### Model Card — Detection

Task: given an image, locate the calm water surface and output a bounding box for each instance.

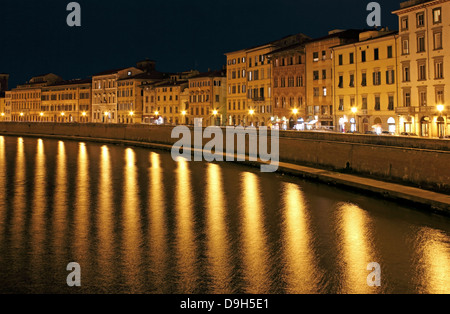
[0,136,450,294]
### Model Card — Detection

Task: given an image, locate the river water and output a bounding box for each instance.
[0,135,449,294]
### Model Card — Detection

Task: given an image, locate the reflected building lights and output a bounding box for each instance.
[11,138,26,255]
[175,158,198,293]
[53,141,68,257]
[240,172,271,294]
[282,183,322,293]
[206,163,233,293]
[148,152,168,293]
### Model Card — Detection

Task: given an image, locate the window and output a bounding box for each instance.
[435,60,444,79]
[339,98,344,111]
[313,71,319,80]
[388,96,394,111]
[322,70,327,80]
[436,88,444,104]
[374,96,381,111]
[434,31,443,50]
[386,70,395,85]
[401,17,409,30]
[417,35,426,52]
[338,75,344,88]
[313,88,319,97]
[349,74,355,87]
[361,51,366,62]
[403,65,410,82]
[387,46,393,58]
[433,8,442,24]
[349,53,354,64]
[417,12,425,27]
[404,91,411,107]
[374,48,379,60]
[323,87,327,97]
[419,90,427,106]
[373,71,381,86]
[313,52,319,62]
[362,97,368,110]
[418,63,426,80]
[361,73,367,86]
[402,38,409,55]
[322,51,326,60]
[339,54,343,66]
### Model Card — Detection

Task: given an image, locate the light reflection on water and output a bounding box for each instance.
[0,135,450,294]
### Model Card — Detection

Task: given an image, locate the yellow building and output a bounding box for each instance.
[92,67,144,123]
[4,91,11,121]
[332,30,399,134]
[393,0,450,138]
[0,95,5,120]
[41,79,92,123]
[305,30,363,130]
[152,81,189,125]
[225,34,309,127]
[188,70,227,126]
[10,73,62,122]
[117,72,165,124]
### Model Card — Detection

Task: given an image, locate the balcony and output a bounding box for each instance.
[395,106,415,115]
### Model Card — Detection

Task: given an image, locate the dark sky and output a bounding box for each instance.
[0,0,401,88]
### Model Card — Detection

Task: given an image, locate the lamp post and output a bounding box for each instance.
[249,109,254,126]
[212,109,218,126]
[437,104,445,138]
[129,111,134,124]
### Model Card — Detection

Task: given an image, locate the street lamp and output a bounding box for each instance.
[292,109,299,115]
[249,109,255,115]
[351,107,358,132]
[437,104,445,138]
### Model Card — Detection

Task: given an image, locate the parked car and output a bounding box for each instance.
[400,132,418,137]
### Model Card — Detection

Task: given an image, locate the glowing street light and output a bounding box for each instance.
[20,112,24,117]
[249,109,255,115]
[213,110,218,115]
[293,109,299,115]
[351,107,358,114]
[154,111,159,116]
[181,111,187,115]
[1,113,5,117]
[61,112,65,116]
[129,111,134,116]
[81,112,87,117]
[40,112,44,117]
[104,112,109,116]
[437,104,444,113]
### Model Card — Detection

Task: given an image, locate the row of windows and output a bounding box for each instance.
[400,7,442,31]
[338,46,393,66]
[274,55,303,67]
[402,60,444,82]
[11,92,41,100]
[274,97,304,108]
[338,95,395,112]
[338,70,395,88]
[403,88,445,107]
[401,31,443,55]
[274,76,304,88]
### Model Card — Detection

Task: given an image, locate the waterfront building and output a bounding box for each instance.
[10,73,63,122]
[188,70,227,126]
[152,80,189,125]
[4,91,11,121]
[117,71,166,124]
[393,0,450,138]
[225,34,309,127]
[92,67,144,124]
[41,78,92,123]
[332,30,399,134]
[268,43,307,130]
[305,30,364,130]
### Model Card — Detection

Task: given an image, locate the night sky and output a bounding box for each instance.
[0,0,401,88]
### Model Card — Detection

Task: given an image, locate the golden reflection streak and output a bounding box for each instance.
[336,203,375,294]
[205,163,232,293]
[240,172,271,294]
[122,148,143,291]
[53,141,68,257]
[0,137,5,240]
[11,138,26,252]
[97,146,113,286]
[282,183,322,293]
[148,153,168,293]
[414,228,450,294]
[175,158,198,293]
[30,139,46,283]
[74,143,90,268]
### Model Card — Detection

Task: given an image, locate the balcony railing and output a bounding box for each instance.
[395,106,415,115]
